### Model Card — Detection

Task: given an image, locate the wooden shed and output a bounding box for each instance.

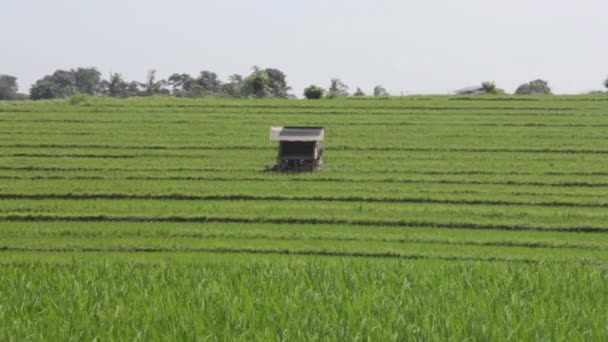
[269,126,324,172]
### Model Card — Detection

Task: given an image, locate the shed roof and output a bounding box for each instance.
[270,127,324,142]
[453,86,485,94]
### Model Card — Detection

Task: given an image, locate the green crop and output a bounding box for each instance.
[1,95,608,340]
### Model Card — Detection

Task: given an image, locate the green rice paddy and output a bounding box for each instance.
[1,95,607,340]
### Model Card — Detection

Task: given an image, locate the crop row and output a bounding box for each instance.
[2,239,608,263]
[2,96,601,110]
[2,171,607,189]
[2,198,608,231]
[2,178,608,206]
[2,151,607,175]
[3,221,608,250]
[5,165,608,177]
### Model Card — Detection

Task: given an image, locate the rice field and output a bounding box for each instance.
[1,95,608,340]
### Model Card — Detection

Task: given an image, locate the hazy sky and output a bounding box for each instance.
[2,0,607,96]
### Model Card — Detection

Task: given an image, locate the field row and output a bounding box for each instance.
[2,178,608,206]
[0,149,608,178]
[1,221,608,257]
[3,198,608,231]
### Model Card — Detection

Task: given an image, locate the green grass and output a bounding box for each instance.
[1,95,608,339]
[1,256,607,341]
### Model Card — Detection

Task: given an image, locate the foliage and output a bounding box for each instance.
[604,76,608,90]
[196,70,222,95]
[481,81,497,94]
[100,73,133,98]
[353,87,366,96]
[221,74,244,98]
[30,70,76,100]
[73,68,102,95]
[328,78,349,98]
[28,66,292,100]
[243,67,270,98]
[264,68,291,98]
[515,79,552,95]
[140,70,169,96]
[30,68,102,100]
[167,73,194,96]
[373,85,389,97]
[303,85,324,99]
[0,74,19,100]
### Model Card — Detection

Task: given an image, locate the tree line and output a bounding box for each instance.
[0,66,389,101]
[24,67,292,100]
[1,68,608,100]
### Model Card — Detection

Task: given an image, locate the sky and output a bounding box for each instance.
[1,0,607,96]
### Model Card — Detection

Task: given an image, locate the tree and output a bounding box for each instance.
[101,73,129,98]
[265,68,291,98]
[244,67,270,98]
[303,85,324,99]
[373,85,389,97]
[73,68,102,95]
[222,74,244,98]
[328,78,349,98]
[30,78,57,100]
[515,79,552,95]
[353,87,366,96]
[604,76,608,91]
[30,70,76,100]
[481,81,497,94]
[126,81,141,97]
[30,68,102,100]
[168,73,199,97]
[196,70,222,95]
[0,74,19,100]
[140,70,168,96]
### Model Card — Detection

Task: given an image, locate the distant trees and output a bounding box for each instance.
[166,67,291,98]
[481,81,497,94]
[30,68,102,100]
[373,85,389,97]
[12,67,576,100]
[265,68,291,98]
[303,85,324,99]
[222,74,244,98]
[73,68,102,95]
[196,70,223,95]
[243,67,270,98]
[515,79,552,95]
[168,72,212,97]
[30,70,75,100]
[167,73,194,96]
[604,76,608,91]
[241,67,291,98]
[140,70,169,96]
[328,78,349,98]
[26,66,293,100]
[0,74,19,100]
[101,73,129,98]
[353,87,366,96]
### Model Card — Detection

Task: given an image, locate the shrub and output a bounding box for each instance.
[515,79,552,95]
[373,85,389,97]
[303,85,324,99]
[353,87,366,96]
[481,82,497,94]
